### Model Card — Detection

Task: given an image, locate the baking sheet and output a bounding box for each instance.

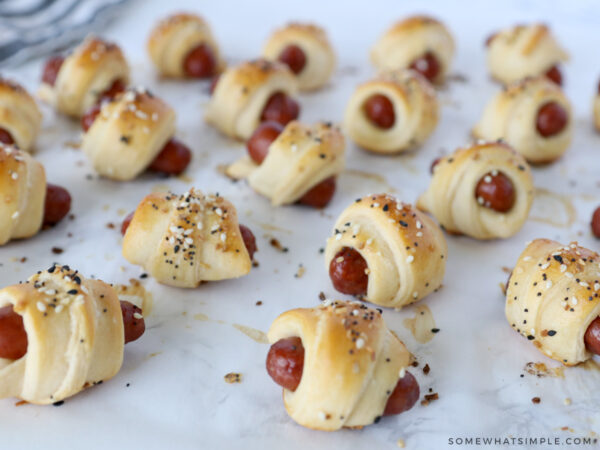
[2,0,600,448]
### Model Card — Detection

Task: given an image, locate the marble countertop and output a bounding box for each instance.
[1,0,600,448]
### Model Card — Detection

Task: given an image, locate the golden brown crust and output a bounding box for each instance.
[268,300,411,430]
[506,240,600,365]
[0,144,46,245]
[486,23,568,85]
[473,77,572,164]
[0,78,42,152]
[344,69,438,154]
[81,87,176,180]
[147,12,223,78]
[325,194,446,308]
[263,22,335,91]
[245,121,345,205]
[0,265,124,404]
[370,16,454,84]
[122,189,252,287]
[205,59,298,140]
[417,141,534,239]
[38,36,130,117]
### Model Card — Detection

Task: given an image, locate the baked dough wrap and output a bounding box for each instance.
[262,23,335,91]
[268,300,411,430]
[228,121,345,206]
[487,24,568,85]
[344,69,438,153]
[0,144,46,246]
[205,59,298,140]
[325,194,446,308]
[147,13,224,78]
[370,16,454,84]
[122,189,251,288]
[38,36,130,118]
[0,78,42,152]
[473,77,572,164]
[506,239,600,366]
[417,141,534,240]
[0,265,124,404]
[81,88,176,181]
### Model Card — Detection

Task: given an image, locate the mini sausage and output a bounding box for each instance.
[266,337,420,416]
[98,78,126,103]
[591,207,600,239]
[298,176,337,209]
[474,171,515,213]
[239,224,257,260]
[147,139,192,175]
[246,121,284,164]
[0,301,145,360]
[585,317,600,355]
[545,65,563,86]
[409,51,440,83]
[43,184,72,227]
[0,305,27,360]
[121,212,134,236]
[183,44,217,79]
[536,102,568,138]
[0,128,15,146]
[363,94,395,129]
[260,92,300,127]
[329,247,369,296]
[278,44,307,75]
[120,301,145,344]
[430,157,441,174]
[81,104,101,132]
[41,56,65,86]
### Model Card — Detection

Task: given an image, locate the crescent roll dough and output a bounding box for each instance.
[262,23,335,91]
[0,144,46,246]
[0,78,42,152]
[487,24,568,85]
[227,121,345,206]
[81,87,176,181]
[371,16,454,84]
[147,13,224,78]
[205,59,298,140]
[506,239,600,366]
[122,189,252,288]
[473,77,572,164]
[344,69,438,154]
[325,194,446,308]
[417,141,534,240]
[0,265,124,404]
[38,36,130,118]
[268,300,412,430]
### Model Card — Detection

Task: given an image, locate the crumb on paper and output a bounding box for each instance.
[564,398,571,406]
[15,400,27,407]
[255,301,262,306]
[532,397,541,404]
[396,438,405,448]
[63,140,80,149]
[294,264,305,278]
[319,291,326,301]
[252,260,260,268]
[422,364,430,375]
[421,392,439,406]
[269,238,288,252]
[106,222,115,229]
[501,266,512,274]
[224,373,242,384]
[51,247,63,254]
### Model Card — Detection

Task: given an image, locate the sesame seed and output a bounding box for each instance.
[560,264,567,273]
[399,367,406,378]
[356,338,365,349]
[133,312,143,320]
[11,211,19,219]
[36,301,47,312]
[406,255,414,263]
